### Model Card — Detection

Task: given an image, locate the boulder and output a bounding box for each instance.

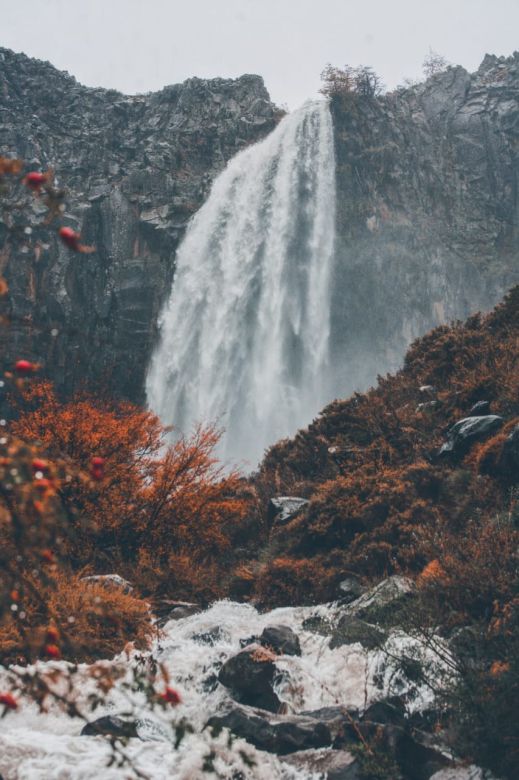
[361,696,407,727]
[81,715,169,742]
[338,576,366,604]
[80,574,133,593]
[468,400,491,416]
[81,715,138,739]
[260,625,301,656]
[268,497,309,526]
[191,626,226,645]
[500,423,519,475]
[302,613,334,636]
[329,616,386,650]
[218,645,282,712]
[438,416,504,458]
[345,575,415,627]
[153,600,202,627]
[206,704,334,754]
[281,748,361,779]
[419,385,437,397]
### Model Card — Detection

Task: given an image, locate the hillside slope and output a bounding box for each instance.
[252,285,519,603]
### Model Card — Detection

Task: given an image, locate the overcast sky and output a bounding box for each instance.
[1,0,518,108]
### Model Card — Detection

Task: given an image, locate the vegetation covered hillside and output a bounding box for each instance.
[252,285,519,604]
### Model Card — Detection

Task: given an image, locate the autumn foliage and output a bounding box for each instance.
[252,286,519,603]
[9,381,250,600]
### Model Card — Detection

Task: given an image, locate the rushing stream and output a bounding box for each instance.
[0,599,460,780]
[146,100,336,467]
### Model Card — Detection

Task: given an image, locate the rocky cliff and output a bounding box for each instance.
[1,48,518,404]
[330,53,519,392]
[0,48,278,400]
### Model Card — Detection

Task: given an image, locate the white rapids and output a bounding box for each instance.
[146,100,336,467]
[0,599,446,780]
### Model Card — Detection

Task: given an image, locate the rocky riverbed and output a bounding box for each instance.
[0,581,494,779]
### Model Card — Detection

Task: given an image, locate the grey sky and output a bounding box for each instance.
[1,0,518,108]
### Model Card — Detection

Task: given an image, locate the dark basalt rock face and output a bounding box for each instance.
[1,49,519,405]
[0,47,278,401]
[330,53,519,396]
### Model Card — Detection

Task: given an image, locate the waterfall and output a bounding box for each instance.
[146,100,336,466]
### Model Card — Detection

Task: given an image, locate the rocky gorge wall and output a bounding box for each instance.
[330,53,519,392]
[0,48,279,401]
[0,47,518,407]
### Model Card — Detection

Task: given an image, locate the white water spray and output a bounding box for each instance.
[146,100,336,465]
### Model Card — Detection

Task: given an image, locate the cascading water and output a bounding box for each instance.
[146,100,336,465]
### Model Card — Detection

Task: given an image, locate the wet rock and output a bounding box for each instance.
[260,625,301,656]
[346,575,415,627]
[468,401,491,416]
[338,576,366,603]
[301,706,360,743]
[81,715,169,742]
[80,574,133,593]
[218,645,282,712]
[329,616,386,650]
[153,600,202,627]
[206,704,334,754]
[393,729,453,780]
[81,715,139,739]
[500,423,519,475]
[191,626,226,645]
[416,400,438,414]
[281,748,361,779]
[302,613,334,636]
[438,416,504,458]
[361,696,407,727]
[268,497,309,526]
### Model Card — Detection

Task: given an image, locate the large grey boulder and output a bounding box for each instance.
[218,645,281,712]
[438,416,503,458]
[206,705,334,755]
[268,497,309,526]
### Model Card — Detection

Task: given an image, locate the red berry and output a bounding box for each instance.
[43,644,60,659]
[0,692,18,710]
[160,686,182,705]
[24,171,47,190]
[14,359,36,375]
[58,226,80,250]
[32,459,48,472]
[91,457,104,467]
[34,478,51,492]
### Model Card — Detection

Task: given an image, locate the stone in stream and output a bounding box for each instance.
[260,625,302,656]
[81,715,169,742]
[329,616,386,650]
[337,576,366,604]
[345,575,415,627]
[218,644,282,712]
[206,704,337,754]
[281,748,362,779]
[240,624,302,656]
[153,599,202,627]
